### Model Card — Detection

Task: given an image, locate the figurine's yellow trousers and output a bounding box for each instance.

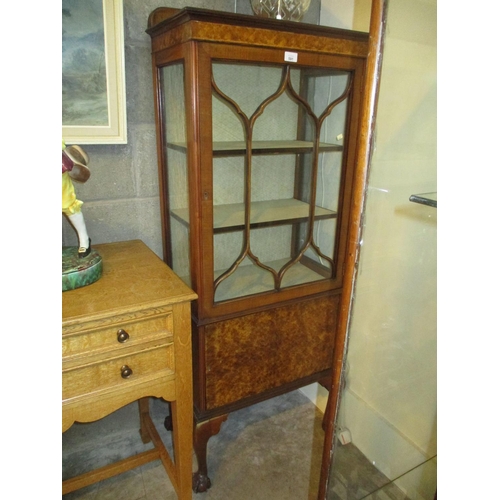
[62,172,83,215]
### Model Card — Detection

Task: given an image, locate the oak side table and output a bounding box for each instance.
[62,240,197,499]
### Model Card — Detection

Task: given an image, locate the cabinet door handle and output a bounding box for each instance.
[121,365,133,378]
[117,329,130,343]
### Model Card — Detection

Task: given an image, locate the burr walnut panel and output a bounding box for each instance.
[204,294,339,409]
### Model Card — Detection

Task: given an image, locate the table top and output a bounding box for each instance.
[62,240,197,328]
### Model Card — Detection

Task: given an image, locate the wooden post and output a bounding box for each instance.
[316,1,389,498]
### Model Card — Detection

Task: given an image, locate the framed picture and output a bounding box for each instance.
[62,0,127,144]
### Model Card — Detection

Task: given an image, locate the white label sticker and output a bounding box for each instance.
[284,51,298,63]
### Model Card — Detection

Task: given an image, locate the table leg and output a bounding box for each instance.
[139,398,152,444]
[170,398,193,500]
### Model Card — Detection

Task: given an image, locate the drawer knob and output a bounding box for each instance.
[121,365,133,379]
[117,329,130,343]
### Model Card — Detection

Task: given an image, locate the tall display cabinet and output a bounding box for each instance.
[147,7,371,492]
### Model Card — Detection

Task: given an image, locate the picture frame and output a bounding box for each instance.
[62,0,127,144]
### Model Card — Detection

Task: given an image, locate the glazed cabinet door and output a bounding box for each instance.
[211,62,345,297]
[199,46,364,318]
[156,44,364,320]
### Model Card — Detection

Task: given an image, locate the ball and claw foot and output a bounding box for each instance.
[192,472,211,493]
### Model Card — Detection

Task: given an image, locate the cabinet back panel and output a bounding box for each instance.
[204,294,339,409]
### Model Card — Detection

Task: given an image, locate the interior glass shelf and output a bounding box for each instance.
[167,140,343,156]
[171,198,337,232]
[409,192,437,208]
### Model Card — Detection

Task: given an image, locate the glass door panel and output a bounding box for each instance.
[161,62,191,286]
[211,61,352,303]
[212,63,285,119]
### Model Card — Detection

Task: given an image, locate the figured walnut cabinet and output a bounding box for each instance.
[147,7,369,492]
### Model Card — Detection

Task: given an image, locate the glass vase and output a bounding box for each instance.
[250,0,312,21]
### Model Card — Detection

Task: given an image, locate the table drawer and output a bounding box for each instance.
[63,309,173,360]
[62,343,174,402]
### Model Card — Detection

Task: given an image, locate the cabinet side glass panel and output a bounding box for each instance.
[161,62,191,286]
[211,62,349,303]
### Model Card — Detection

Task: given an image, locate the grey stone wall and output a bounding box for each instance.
[62,0,321,258]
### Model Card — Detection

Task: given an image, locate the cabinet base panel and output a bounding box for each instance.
[199,294,339,411]
[187,294,338,489]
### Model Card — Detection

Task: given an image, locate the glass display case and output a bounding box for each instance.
[147,7,370,492]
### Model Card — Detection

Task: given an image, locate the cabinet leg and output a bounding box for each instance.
[318,376,331,432]
[192,414,228,493]
[138,398,152,444]
[164,401,173,431]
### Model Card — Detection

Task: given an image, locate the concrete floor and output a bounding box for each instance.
[62,390,406,500]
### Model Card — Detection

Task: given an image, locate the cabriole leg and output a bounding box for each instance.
[192,414,228,493]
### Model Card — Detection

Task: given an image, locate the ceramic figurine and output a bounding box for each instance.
[62,141,91,258]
